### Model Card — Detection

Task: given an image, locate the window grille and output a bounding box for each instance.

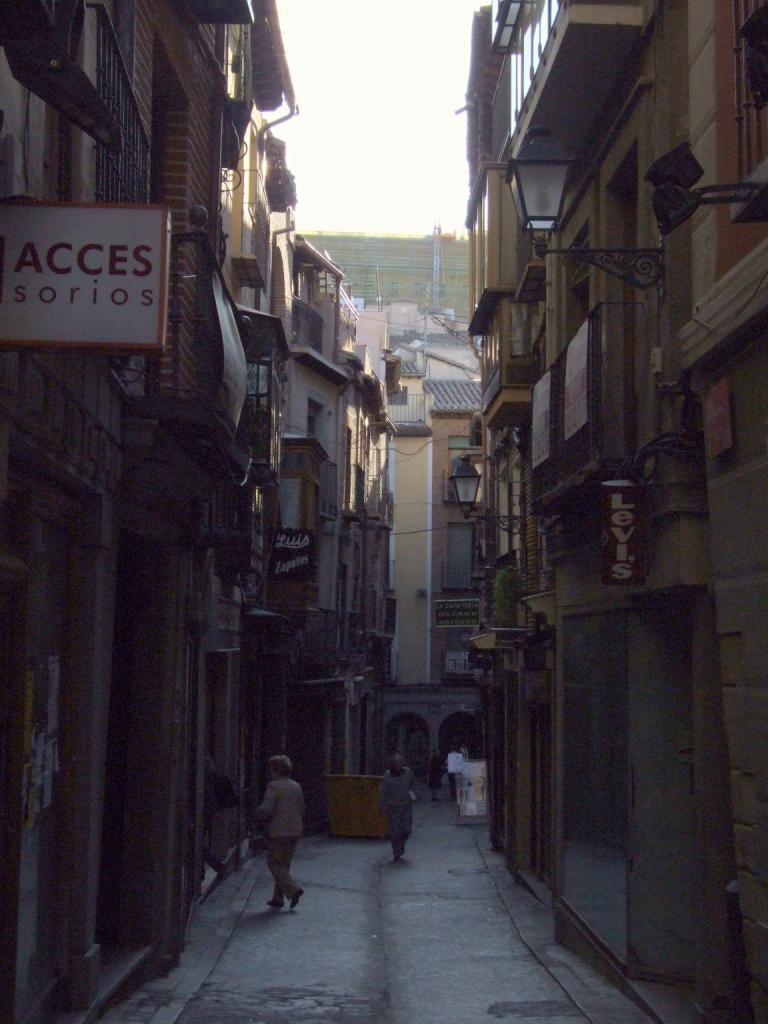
[734,0,768,177]
[90,4,150,203]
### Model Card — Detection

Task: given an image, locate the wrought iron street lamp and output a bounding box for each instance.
[508,128,664,289]
[506,127,573,233]
[449,455,521,533]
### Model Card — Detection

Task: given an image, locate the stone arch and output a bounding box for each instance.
[384,712,430,779]
[438,711,481,758]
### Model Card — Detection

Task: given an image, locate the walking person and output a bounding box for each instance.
[446,746,464,801]
[428,750,444,801]
[379,753,416,861]
[254,754,305,910]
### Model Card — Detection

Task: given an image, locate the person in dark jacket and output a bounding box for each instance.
[254,754,305,910]
[428,750,444,800]
[379,753,416,861]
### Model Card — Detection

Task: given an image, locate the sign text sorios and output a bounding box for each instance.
[0,202,170,350]
[601,480,646,586]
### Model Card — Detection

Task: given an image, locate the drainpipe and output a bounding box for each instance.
[261,104,299,134]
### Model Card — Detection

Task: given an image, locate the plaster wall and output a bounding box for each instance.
[391,434,430,686]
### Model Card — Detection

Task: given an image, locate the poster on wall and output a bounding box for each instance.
[456,759,489,822]
[563,320,589,439]
[531,370,551,468]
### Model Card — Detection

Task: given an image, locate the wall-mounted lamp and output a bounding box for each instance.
[507,128,664,289]
[449,455,521,533]
[645,142,761,235]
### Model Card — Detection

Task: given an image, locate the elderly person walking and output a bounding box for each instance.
[379,753,416,861]
[254,754,305,910]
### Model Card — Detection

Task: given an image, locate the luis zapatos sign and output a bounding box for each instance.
[0,201,170,350]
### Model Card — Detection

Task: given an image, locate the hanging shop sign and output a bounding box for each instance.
[563,320,589,439]
[531,370,551,468]
[601,480,646,585]
[0,201,170,350]
[269,528,315,580]
[434,598,480,628]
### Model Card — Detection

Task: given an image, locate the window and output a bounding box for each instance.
[448,436,471,450]
[445,522,473,589]
[307,398,323,439]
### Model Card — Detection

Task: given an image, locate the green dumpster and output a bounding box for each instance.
[325,774,389,838]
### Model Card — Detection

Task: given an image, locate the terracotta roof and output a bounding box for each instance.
[399,360,423,376]
[425,380,481,412]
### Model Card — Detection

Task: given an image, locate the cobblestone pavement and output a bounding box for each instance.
[100,800,657,1024]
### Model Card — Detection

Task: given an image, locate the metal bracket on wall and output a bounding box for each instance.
[541,247,665,290]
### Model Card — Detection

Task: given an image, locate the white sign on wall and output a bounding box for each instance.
[564,320,589,439]
[0,201,170,350]
[531,370,551,468]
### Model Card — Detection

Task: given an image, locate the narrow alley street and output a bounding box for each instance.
[97,801,655,1024]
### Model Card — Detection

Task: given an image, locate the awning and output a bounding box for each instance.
[237,305,290,362]
[469,627,528,650]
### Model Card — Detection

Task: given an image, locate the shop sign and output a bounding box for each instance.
[531,370,551,467]
[0,201,170,350]
[434,598,480,627]
[269,528,314,580]
[563,320,588,439]
[445,650,470,674]
[601,480,646,585]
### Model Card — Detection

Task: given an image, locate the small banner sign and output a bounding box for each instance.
[434,598,481,628]
[0,201,170,350]
[563,320,589,439]
[601,480,646,586]
[269,528,314,580]
[531,370,551,468]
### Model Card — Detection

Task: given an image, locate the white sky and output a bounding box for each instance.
[274,0,481,238]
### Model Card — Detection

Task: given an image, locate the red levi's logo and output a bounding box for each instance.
[600,480,646,586]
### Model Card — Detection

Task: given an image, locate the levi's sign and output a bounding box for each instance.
[0,202,170,350]
[601,480,646,586]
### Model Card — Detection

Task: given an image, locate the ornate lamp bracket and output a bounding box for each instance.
[541,246,665,289]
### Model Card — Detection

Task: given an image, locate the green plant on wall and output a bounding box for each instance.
[493,566,521,626]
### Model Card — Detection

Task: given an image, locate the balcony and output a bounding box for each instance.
[509,1,645,160]
[365,478,394,525]
[531,303,635,509]
[298,608,339,675]
[388,393,427,426]
[237,307,288,485]
[126,219,250,481]
[482,304,540,429]
[232,172,269,290]
[0,351,122,493]
[292,297,323,353]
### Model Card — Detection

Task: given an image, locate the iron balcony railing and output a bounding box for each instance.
[387,393,427,424]
[90,4,150,203]
[299,608,339,672]
[0,351,122,492]
[530,303,632,507]
[247,171,269,278]
[291,297,324,353]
